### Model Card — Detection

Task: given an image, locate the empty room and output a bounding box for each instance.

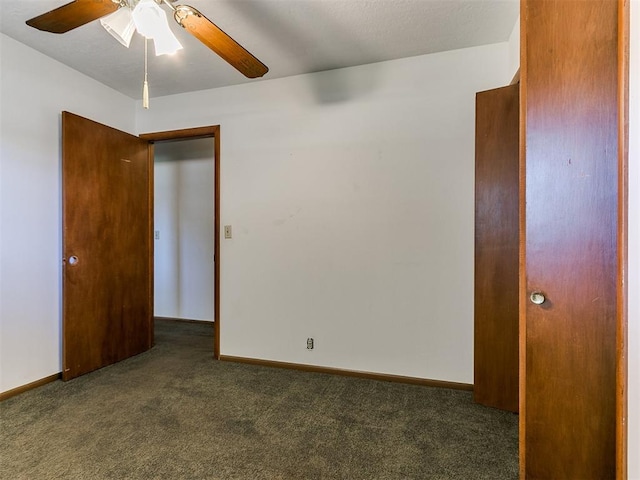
[1,1,638,478]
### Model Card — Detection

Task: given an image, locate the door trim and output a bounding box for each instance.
[617,0,630,475]
[140,126,221,359]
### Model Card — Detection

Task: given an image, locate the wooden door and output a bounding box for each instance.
[474,83,519,413]
[62,112,153,381]
[520,0,625,477]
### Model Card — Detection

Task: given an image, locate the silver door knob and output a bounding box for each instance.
[530,291,545,305]
[68,255,79,266]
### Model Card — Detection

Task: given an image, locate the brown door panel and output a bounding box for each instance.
[520,0,622,477]
[474,83,520,413]
[62,112,152,380]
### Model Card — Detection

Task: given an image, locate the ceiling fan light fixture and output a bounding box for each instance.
[132,0,183,56]
[100,7,135,48]
[26,0,268,77]
[152,28,183,56]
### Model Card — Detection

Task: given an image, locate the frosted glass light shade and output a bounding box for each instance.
[132,0,183,56]
[132,0,163,39]
[100,7,135,48]
[152,28,183,56]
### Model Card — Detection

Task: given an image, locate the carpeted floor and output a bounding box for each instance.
[0,320,518,479]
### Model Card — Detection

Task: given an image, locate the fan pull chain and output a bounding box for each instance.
[143,38,150,109]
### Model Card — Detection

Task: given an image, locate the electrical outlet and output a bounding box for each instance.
[224,225,232,239]
[306,338,314,350]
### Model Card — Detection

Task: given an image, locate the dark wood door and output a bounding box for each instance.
[521,0,623,477]
[62,112,153,381]
[474,83,519,413]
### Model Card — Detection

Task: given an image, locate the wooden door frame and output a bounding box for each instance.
[140,126,221,359]
[616,0,629,475]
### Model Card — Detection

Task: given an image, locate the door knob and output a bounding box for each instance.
[530,291,545,305]
[68,255,79,266]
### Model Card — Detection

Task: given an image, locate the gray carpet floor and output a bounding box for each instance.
[0,320,518,479]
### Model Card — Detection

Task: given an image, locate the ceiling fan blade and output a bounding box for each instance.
[174,5,268,79]
[26,0,119,34]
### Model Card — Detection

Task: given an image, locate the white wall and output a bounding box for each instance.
[507,15,520,81]
[137,43,511,384]
[0,34,136,393]
[628,2,639,478]
[154,139,215,321]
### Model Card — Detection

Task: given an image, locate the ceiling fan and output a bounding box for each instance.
[25,0,269,79]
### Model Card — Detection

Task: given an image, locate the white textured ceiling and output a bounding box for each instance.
[0,0,519,99]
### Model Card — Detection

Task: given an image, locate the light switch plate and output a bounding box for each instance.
[224,225,232,239]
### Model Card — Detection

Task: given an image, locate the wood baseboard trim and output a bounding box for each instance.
[220,355,473,391]
[0,373,61,402]
[154,316,214,325]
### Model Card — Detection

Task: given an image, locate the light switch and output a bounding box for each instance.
[224,225,232,239]
[154,230,160,240]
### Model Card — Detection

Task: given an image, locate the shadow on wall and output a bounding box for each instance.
[306,66,380,104]
[224,0,379,103]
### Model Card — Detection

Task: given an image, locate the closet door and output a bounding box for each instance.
[520,0,625,477]
[474,83,519,413]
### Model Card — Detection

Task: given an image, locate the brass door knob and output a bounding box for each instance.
[530,291,546,305]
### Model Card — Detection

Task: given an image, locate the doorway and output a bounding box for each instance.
[141,126,220,358]
[154,138,215,322]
